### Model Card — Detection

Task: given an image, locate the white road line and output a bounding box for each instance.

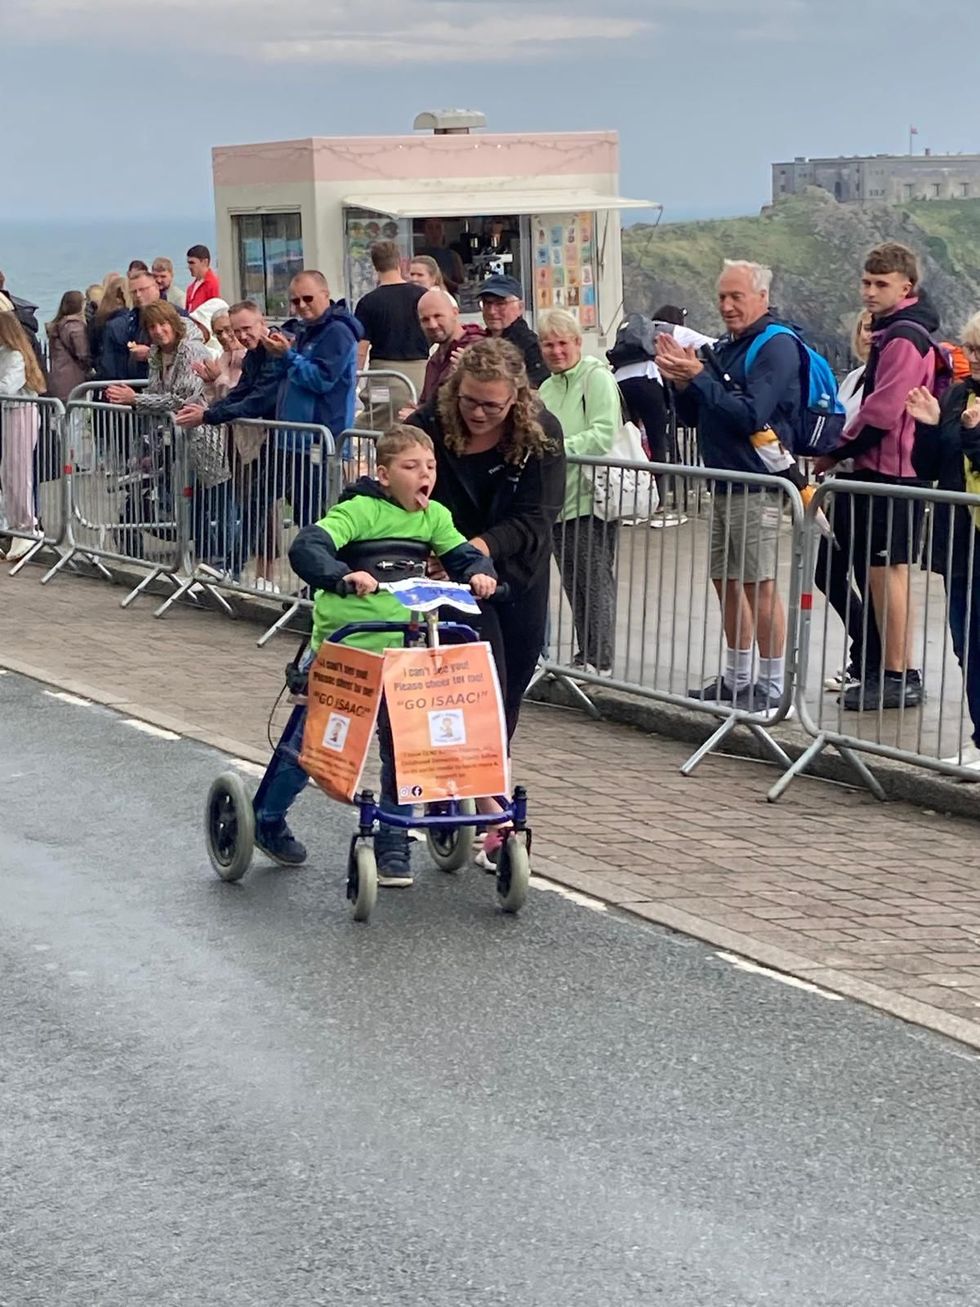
[715,951,845,1000]
[531,875,608,913]
[230,758,266,778]
[43,690,92,707]
[121,719,181,741]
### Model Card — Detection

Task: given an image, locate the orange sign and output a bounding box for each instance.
[299,643,384,802]
[381,642,509,803]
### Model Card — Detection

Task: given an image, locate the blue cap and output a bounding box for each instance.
[477,274,524,301]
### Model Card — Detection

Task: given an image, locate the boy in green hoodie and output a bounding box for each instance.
[254,426,497,886]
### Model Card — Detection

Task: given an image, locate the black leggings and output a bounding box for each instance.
[476,569,550,742]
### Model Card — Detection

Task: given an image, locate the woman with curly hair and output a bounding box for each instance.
[407,334,565,722]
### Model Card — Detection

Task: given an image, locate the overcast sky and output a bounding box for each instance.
[4,0,975,223]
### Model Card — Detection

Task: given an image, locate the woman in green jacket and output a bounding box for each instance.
[539,309,621,674]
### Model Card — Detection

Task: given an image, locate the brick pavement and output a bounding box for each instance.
[4,565,980,1049]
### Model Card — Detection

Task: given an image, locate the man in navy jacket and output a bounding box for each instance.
[657,259,802,715]
[263,270,362,528]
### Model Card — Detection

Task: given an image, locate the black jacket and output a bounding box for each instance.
[205,344,286,425]
[912,379,980,577]
[405,402,566,590]
[502,318,549,389]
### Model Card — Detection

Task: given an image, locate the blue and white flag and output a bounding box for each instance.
[382,578,481,614]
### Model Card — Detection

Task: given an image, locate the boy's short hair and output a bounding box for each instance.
[376,424,434,467]
[864,242,919,286]
[187,244,211,263]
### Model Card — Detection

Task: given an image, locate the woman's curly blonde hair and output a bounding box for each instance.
[437,337,555,462]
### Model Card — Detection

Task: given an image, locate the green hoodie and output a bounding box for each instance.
[539,355,621,521]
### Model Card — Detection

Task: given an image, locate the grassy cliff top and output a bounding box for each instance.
[622,191,980,359]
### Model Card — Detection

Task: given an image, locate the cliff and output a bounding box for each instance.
[622,190,980,364]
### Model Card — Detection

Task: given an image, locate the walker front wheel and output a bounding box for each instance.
[205,771,255,883]
[496,832,531,915]
[349,839,378,923]
[425,799,477,873]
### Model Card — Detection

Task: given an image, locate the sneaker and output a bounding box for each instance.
[254,820,308,866]
[376,827,413,886]
[475,827,509,874]
[824,667,861,693]
[842,673,924,712]
[940,743,980,770]
[650,513,688,529]
[687,677,735,703]
[377,852,414,887]
[254,577,281,595]
[569,654,613,679]
[5,532,42,562]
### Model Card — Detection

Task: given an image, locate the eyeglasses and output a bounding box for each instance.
[289,294,317,307]
[459,394,512,417]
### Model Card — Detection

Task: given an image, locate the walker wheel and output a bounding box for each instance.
[496,831,531,914]
[425,798,477,873]
[348,839,378,923]
[205,771,255,883]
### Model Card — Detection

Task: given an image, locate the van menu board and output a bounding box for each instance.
[531,212,597,329]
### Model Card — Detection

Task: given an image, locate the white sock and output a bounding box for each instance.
[724,646,755,692]
[757,654,785,697]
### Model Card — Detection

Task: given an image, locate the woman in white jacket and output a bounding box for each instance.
[0,311,47,561]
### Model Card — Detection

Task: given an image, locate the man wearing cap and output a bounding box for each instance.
[477,275,549,388]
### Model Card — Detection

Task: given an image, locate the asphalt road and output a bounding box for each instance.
[2,670,979,1306]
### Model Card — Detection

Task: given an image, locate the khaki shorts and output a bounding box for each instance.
[708,488,783,583]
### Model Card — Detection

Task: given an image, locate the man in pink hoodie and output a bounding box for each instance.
[815,242,938,711]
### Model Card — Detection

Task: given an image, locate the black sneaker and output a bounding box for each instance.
[255,821,308,866]
[375,829,413,887]
[687,678,735,702]
[377,852,414,888]
[842,673,924,712]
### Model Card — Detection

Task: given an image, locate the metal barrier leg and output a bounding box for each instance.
[766,733,886,803]
[256,599,306,648]
[8,537,48,575]
[679,715,738,775]
[122,566,182,610]
[680,715,792,777]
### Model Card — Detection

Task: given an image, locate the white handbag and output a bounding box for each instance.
[588,395,660,523]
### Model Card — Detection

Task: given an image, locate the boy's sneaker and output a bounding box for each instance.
[377,850,414,888]
[475,827,510,873]
[255,820,307,867]
[375,829,413,887]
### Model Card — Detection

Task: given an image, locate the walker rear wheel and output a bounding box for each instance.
[205,771,255,883]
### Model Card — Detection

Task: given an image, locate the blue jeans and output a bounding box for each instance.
[946,570,980,747]
[253,695,409,847]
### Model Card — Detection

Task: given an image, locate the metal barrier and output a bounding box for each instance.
[354,368,420,432]
[165,416,335,645]
[13,393,980,804]
[542,456,806,775]
[0,394,67,573]
[44,400,192,606]
[769,477,980,800]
